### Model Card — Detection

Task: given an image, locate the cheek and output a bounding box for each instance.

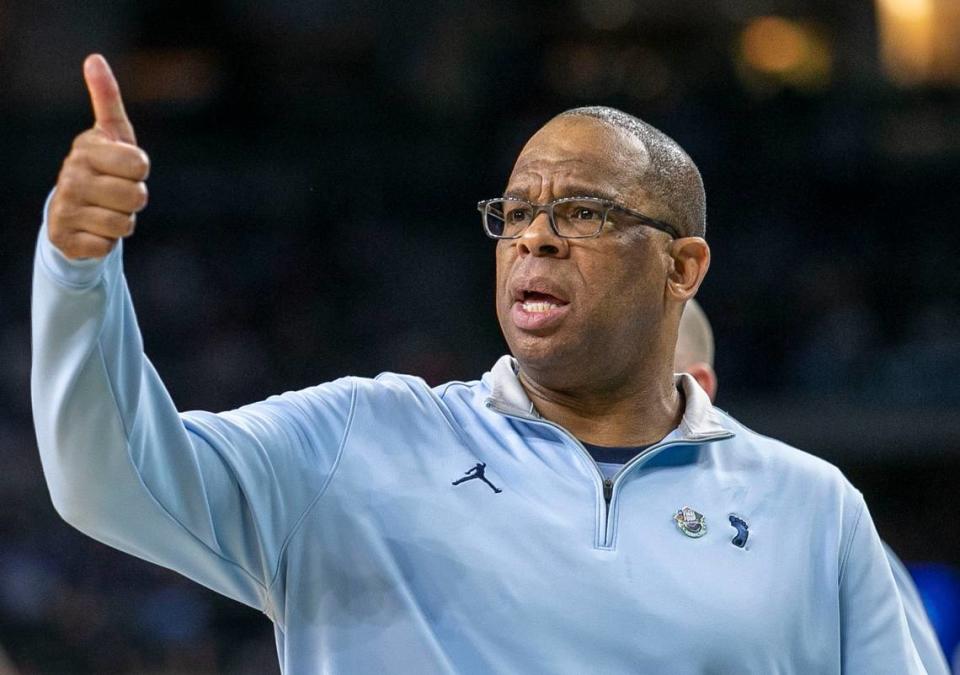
[581,247,664,315]
[494,244,515,306]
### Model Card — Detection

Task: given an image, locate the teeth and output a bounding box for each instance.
[522,301,558,313]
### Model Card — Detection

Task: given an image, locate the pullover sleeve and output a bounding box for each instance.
[31,207,355,613]
[883,543,951,675]
[839,490,929,673]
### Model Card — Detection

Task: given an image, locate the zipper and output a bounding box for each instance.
[486,400,733,548]
[487,401,609,545]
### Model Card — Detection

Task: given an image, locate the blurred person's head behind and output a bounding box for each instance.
[674,298,716,401]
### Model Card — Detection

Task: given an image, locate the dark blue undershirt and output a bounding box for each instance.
[581,442,652,480]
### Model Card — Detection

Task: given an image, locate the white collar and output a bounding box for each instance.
[484,355,733,443]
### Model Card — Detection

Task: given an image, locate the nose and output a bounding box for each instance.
[517,211,568,258]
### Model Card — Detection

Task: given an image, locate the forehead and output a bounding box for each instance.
[507,117,651,201]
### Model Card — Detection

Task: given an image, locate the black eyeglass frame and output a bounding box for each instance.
[477,196,681,240]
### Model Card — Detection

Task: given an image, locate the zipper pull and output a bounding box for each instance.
[603,479,613,503]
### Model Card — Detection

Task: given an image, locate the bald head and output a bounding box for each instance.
[674,299,717,401]
[675,299,714,369]
[557,106,706,239]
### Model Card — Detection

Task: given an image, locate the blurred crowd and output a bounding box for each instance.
[1,0,958,672]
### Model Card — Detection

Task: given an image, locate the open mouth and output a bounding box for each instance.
[509,285,571,332]
[517,290,568,313]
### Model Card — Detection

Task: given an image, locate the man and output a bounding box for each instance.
[32,54,925,673]
[674,300,951,674]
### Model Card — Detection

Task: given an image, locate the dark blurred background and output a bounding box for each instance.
[1,0,959,672]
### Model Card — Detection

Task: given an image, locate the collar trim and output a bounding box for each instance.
[484,355,733,443]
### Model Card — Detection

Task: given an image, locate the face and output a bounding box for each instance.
[496,116,677,388]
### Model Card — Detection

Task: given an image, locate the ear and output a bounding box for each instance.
[666,237,710,302]
[684,362,718,402]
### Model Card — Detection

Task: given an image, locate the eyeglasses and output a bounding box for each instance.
[477,196,680,240]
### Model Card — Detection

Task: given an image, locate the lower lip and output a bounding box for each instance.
[510,301,570,332]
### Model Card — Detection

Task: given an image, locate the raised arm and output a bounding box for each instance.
[31,55,353,613]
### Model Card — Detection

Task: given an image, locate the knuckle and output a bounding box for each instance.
[70,146,91,167]
[111,211,136,237]
[61,150,80,172]
[48,197,77,233]
[71,129,105,151]
[48,212,68,238]
[134,150,151,179]
[57,172,80,199]
[48,194,66,221]
[70,130,92,150]
[134,182,149,211]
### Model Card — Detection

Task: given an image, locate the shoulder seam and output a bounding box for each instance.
[838,496,865,586]
[263,377,359,627]
[370,374,477,447]
[402,378,477,450]
[436,379,474,399]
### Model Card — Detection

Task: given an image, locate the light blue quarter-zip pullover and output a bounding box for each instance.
[31,219,926,674]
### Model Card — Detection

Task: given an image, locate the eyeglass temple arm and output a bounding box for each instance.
[619,206,681,239]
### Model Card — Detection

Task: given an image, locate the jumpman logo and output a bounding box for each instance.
[452,462,502,494]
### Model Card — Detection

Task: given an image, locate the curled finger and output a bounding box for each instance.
[86,142,150,181]
[80,174,148,213]
[72,205,137,240]
[52,229,118,261]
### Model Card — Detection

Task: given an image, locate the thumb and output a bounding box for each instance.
[83,54,137,145]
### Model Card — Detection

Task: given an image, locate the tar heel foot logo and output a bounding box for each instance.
[452,462,502,494]
[674,506,706,538]
[728,514,749,548]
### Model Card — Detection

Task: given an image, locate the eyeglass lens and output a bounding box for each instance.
[484,199,607,238]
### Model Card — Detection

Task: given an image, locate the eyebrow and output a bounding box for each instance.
[503,185,623,203]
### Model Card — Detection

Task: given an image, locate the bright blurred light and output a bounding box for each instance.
[876,0,960,86]
[737,17,832,92]
[742,17,808,74]
[877,0,931,22]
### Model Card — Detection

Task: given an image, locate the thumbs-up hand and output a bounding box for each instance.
[48,54,151,259]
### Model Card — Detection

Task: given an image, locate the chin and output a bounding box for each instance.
[505,330,580,373]
[498,307,585,376]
